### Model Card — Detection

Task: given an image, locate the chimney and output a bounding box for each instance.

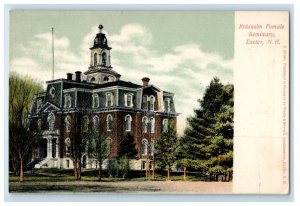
[142,77,150,86]
[75,71,82,82]
[116,74,121,81]
[67,73,73,80]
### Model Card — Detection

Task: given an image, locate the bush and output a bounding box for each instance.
[107,158,130,178]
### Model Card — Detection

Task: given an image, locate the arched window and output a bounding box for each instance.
[106,92,113,107]
[94,53,97,66]
[150,95,155,111]
[150,139,155,156]
[164,97,171,112]
[37,99,42,112]
[102,52,107,65]
[142,95,148,110]
[65,115,71,132]
[92,94,99,108]
[65,138,71,155]
[142,116,148,133]
[141,139,148,155]
[125,115,132,131]
[125,93,133,107]
[162,119,168,132]
[64,94,71,108]
[47,112,55,131]
[93,115,99,129]
[106,114,112,131]
[90,77,96,83]
[150,117,155,133]
[82,116,89,132]
[105,137,112,155]
[37,119,42,130]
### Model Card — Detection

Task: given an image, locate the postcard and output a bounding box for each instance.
[8,10,289,194]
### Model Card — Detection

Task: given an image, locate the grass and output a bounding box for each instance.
[9,168,206,182]
[9,169,209,193]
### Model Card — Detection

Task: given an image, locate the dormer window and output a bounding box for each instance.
[149,95,155,111]
[92,94,99,108]
[106,92,113,107]
[165,98,171,112]
[37,98,42,112]
[64,94,72,108]
[125,93,133,107]
[142,95,148,110]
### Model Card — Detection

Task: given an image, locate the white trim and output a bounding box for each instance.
[150,117,155,134]
[106,114,113,131]
[124,92,134,107]
[92,93,100,108]
[149,95,155,111]
[105,92,114,107]
[125,114,132,131]
[141,138,148,155]
[142,116,148,133]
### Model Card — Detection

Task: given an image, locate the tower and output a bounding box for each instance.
[84,24,121,84]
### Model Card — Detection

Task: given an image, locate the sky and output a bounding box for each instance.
[9,11,234,135]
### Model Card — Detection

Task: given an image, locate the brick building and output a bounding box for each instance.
[29,24,178,170]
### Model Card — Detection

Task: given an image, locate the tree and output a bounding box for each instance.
[118,133,138,159]
[69,112,90,180]
[178,77,234,181]
[155,120,179,180]
[90,128,110,181]
[9,73,43,182]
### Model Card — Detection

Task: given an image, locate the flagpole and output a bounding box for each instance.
[52,28,54,80]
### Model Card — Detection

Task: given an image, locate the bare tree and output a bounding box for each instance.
[9,73,43,182]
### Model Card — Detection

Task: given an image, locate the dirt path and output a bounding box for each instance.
[10,181,232,193]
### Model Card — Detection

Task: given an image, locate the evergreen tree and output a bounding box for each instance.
[155,120,179,180]
[178,77,234,181]
[118,133,138,159]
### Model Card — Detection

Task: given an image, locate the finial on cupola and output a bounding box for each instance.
[98,24,104,33]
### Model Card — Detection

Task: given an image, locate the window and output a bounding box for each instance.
[106,114,112,131]
[37,98,42,111]
[82,116,89,132]
[90,77,96,83]
[65,116,71,132]
[162,119,168,132]
[65,138,71,155]
[141,139,148,155]
[125,115,132,131]
[47,112,55,131]
[64,94,72,108]
[92,94,99,108]
[106,92,113,107]
[150,117,155,133]
[94,53,97,66]
[125,93,133,107]
[66,159,70,168]
[37,119,42,130]
[105,137,112,155]
[150,95,155,111]
[142,116,148,133]
[93,115,99,129]
[165,98,171,112]
[150,139,155,156]
[102,52,106,65]
[142,95,148,110]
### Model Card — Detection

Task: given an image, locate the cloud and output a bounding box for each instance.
[10,23,233,135]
